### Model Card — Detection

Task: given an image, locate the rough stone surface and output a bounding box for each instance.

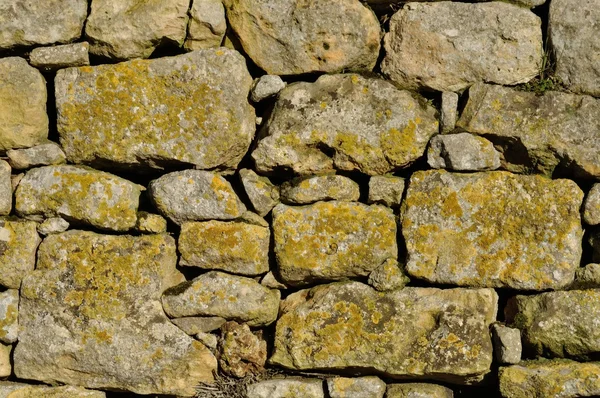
[253,74,439,176]
[570,264,600,290]
[491,324,521,365]
[239,169,280,216]
[224,0,381,75]
[247,378,325,398]
[6,143,67,170]
[441,92,459,133]
[427,133,501,171]
[368,259,410,292]
[85,0,189,60]
[386,383,454,398]
[149,170,246,225]
[0,382,107,397]
[0,57,48,151]
[281,175,360,204]
[16,165,141,232]
[56,49,255,171]
[403,170,583,290]
[185,0,227,51]
[171,317,226,335]
[272,201,397,286]
[29,42,90,70]
[179,220,270,276]
[0,344,11,378]
[499,360,600,398]
[251,75,286,102]
[0,0,87,49]
[368,176,405,208]
[457,83,600,178]
[0,289,18,344]
[271,282,497,384]
[134,212,167,234]
[381,2,542,92]
[327,376,386,398]
[261,272,289,290]
[0,219,40,289]
[162,271,280,327]
[196,332,218,351]
[367,0,544,8]
[219,321,267,378]
[583,184,600,225]
[14,231,214,396]
[0,161,11,216]
[37,217,70,236]
[549,0,600,97]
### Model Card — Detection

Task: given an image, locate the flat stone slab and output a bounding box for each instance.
[328,376,386,398]
[0,382,106,397]
[30,42,90,70]
[403,170,583,290]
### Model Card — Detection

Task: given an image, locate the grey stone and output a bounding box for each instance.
[261,272,289,290]
[37,217,70,236]
[252,74,439,176]
[583,184,600,226]
[171,316,226,334]
[368,258,410,292]
[491,324,522,365]
[387,383,454,398]
[149,170,246,225]
[246,378,325,398]
[219,321,267,378]
[381,2,542,92]
[570,264,600,290]
[239,169,280,217]
[196,332,218,351]
[0,382,106,397]
[238,211,269,228]
[0,161,10,216]
[134,212,167,234]
[280,175,360,204]
[6,143,67,170]
[368,175,405,208]
[427,133,501,171]
[0,219,40,289]
[441,92,459,133]
[0,289,18,344]
[185,0,227,51]
[251,75,286,102]
[0,344,11,378]
[29,42,90,70]
[327,376,386,398]
[10,174,22,194]
[367,0,544,9]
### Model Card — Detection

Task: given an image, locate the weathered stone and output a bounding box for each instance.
[0,290,18,344]
[224,0,380,75]
[549,0,600,97]
[162,271,280,327]
[196,332,218,351]
[185,0,227,51]
[427,133,501,171]
[387,383,454,398]
[37,217,69,236]
[441,92,459,133]
[273,201,397,286]
[14,231,213,396]
[29,42,90,70]
[252,74,439,176]
[368,259,410,292]
[281,175,360,204]
[219,321,267,378]
[583,184,600,226]
[327,376,386,398]
[10,174,22,193]
[16,165,141,232]
[0,58,48,151]
[271,282,497,384]
[0,161,10,216]
[457,83,600,178]
[499,360,600,398]
[382,2,541,92]
[85,0,188,60]
[403,170,583,290]
[0,0,87,49]
[56,49,255,171]
[251,75,286,102]
[0,220,40,289]
[0,344,11,378]
[368,176,405,208]
[0,382,106,397]
[6,143,67,170]
[239,169,280,217]
[570,264,600,290]
[149,170,246,225]
[491,324,521,365]
[247,378,325,398]
[261,272,289,290]
[238,211,269,228]
[367,0,544,9]
[171,317,226,335]
[134,212,167,234]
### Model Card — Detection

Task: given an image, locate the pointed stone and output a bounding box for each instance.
[185,0,227,51]
[239,169,280,217]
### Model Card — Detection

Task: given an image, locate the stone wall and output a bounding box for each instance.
[0,0,599,397]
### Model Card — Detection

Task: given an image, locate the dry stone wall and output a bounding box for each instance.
[0,0,598,397]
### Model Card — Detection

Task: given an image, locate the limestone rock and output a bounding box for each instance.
[570,264,600,290]
[224,0,380,75]
[549,0,600,97]
[427,133,501,171]
[441,92,459,133]
[368,176,405,208]
[0,382,107,397]
[171,317,226,335]
[85,0,189,60]
[179,220,269,276]
[583,184,600,226]
[29,42,90,70]
[149,170,246,225]
[381,2,542,92]
[499,360,600,398]
[251,75,286,102]
[134,212,167,234]
[0,58,48,151]
[0,161,10,216]
[457,83,600,178]
[196,332,218,351]
[367,0,544,9]
[261,272,289,290]
[37,217,69,236]
[239,169,280,216]
[273,201,397,286]
[386,383,454,398]
[403,170,583,290]
[0,0,87,49]
[16,165,141,232]
[238,211,269,227]
[56,49,255,171]
[219,321,267,378]
[281,175,360,204]
[253,74,439,176]
[271,282,497,384]
[14,231,214,396]
[185,0,227,51]
[0,290,18,344]
[368,259,410,292]
[162,271,280,327]
[327,376,386,398]
[0,344,11,378]
[6,143,67,170]
[491,324,521,365]
[0,220,40,289]
[247,378,324,398]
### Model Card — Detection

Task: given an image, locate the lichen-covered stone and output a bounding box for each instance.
[134,212,167,234]
[0,344,11,378]
[0,161,11,216]
[7,143,66,170]
[583,184,600,226]
[327,376,386,398]
[253,74,439,176]
[0,382,106,397]
[0,219,40,289]
[0,0,87,49]
[368,259,410,292]
[261,272,289,290]
[29,42,90,70]
[14,231,213,396]
[185,0,227,51]
[403,170,583,290]
[457,83,600,178]
[149,170,246,225]
[273,201,397,286]
[281,175,360,204]
[367,0,544,9]
[239,169,280,217]
[162,271,280,327]
[37,217,69,236]
[441,92,459,133]
[251,75,286,102]
[499,360,600,398]
[179,220,269,276]
[247,378,325,398]
[0,290,18,344]
[219,321,267,378]
[570,264,600,290]
[16,165,141,232]
[171,317,226,335]
[491,324,521,365]
[427,133,501,171]
[368,176,405,208]
[224,0,380,75]
[0,58,48,151]
[56,49,255,171]
[381,2,541,92]
[196,332,218,351]
[85,0,189,60]
[386,383,454,398]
